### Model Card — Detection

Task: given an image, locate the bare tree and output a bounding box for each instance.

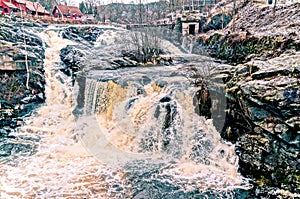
[56,0,76,6]
[273,0,277,15]
[20,7,30,89]
[232,0,237,32]
[123,27,163,63]
[123,0,165,63]
[32,0,41,17]
[138,0,143,24]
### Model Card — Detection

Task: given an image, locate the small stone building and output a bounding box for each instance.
[180,0,220,35]
[182,15,200,35]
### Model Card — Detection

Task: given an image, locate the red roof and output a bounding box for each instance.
[3,1,19,9]
[15,0,26,4]
[56,5,83,16]
[25,1,49,14]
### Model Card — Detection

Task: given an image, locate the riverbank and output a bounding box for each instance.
[191,2,300,65]
[0,16,46,137]
[0,3,299,197]
[193,2,300,196]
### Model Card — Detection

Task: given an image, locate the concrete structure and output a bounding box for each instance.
[181,11,202,35]
[180,0,220,35]
[182,21,199,35]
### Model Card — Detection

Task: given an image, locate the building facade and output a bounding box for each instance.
[52,5,83,20]
[0,0,49,16]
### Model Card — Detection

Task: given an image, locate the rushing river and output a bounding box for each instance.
[0,26,252,198]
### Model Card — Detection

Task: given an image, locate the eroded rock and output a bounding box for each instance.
[224,53,300,193]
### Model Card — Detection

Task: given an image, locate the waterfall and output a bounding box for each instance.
[0,27,117,198]
[74,65,252,197]
[1,25,252,198]
[84,78,98,115]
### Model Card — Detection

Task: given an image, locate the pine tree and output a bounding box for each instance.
[79,1,86,14]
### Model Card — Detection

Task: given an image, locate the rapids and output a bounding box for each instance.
[1,25,252,198]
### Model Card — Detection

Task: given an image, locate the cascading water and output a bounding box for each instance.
[1,25,252,198]
[0,27,121,198]
[74,64,252,198]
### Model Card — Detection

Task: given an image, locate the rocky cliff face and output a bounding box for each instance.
[224,53,300,194]
[197,2,300,195]
[194,3,300,64]
[0,16,45,141]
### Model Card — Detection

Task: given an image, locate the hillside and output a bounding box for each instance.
[95,1,170,24]
[194,2,300,64]
[193,2,300,196]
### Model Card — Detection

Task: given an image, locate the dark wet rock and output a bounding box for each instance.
[0,137,37,157]
[126,97,138,111]
[156,80,168,88]
[202,13,232,33]
[197,11,300,192]
[223,53,300,194]
[111,57,139,68]
[60,45,86,77]
[159,96,171,103]
[193,86,212,119]
[0,17,46,134]
[60,26,116,45]
[137,88,145,95]
[139,76,151,85]
[0,129,9,137]
[245,184,300,199]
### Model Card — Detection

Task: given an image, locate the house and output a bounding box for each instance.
[13,0,26,13]
[0,0,19,15]
[52,5,83,20]
[24,0,50,16]
[0,0,49,16]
